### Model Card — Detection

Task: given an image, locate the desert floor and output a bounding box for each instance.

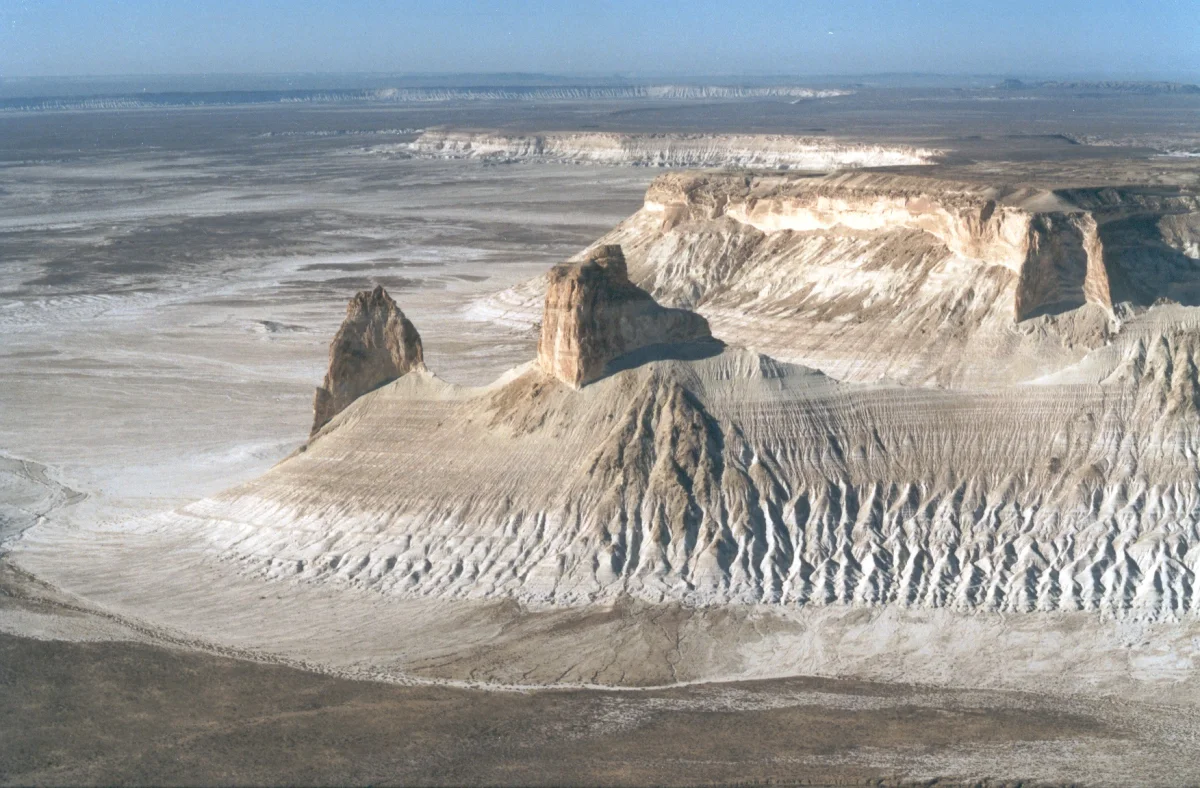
[4,98,1200,785]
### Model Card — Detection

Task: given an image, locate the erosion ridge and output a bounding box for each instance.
[97,220,1200,622]
[164,312,1200,619]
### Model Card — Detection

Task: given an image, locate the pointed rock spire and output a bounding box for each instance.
[312,285,424,434]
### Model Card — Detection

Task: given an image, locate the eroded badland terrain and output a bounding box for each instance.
[4,83,1200,785]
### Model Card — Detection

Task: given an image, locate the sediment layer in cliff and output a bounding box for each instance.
[636,171,1186,321]
[408,131,942,169]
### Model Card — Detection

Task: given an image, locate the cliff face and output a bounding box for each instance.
[647,172,1125,322]
[537,245,712,387]
[312,285,424,434]
[474,171,1200,387]
[409,131,940,170]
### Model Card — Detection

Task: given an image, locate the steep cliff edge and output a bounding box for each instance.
[482,171,1200,386]
[537,245,712,387]
[642,172,1171,321]
[312,285,424,434]
[408,131,941,170]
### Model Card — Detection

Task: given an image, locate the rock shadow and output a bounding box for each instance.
[601,338,727,378]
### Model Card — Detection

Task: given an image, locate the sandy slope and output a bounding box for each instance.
[11,308,1200,706]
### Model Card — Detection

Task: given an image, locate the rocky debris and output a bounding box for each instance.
[312,285,424,433]
[537,245,712,387]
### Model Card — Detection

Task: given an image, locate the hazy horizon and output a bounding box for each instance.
[4,69,1198,82]
[1,70,1196,103]
[3,0,1198,82]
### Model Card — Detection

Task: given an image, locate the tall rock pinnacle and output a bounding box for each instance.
[537,245,712,387]
[312,285,424,434]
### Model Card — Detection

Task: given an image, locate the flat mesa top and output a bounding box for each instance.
[645,167,1200,212]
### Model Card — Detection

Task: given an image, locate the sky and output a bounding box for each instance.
[1,0,1198,80]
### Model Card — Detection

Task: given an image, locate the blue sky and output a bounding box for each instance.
[2,0,1198,79]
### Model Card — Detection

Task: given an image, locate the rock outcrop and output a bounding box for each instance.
[81,200,1200,623]
[537,245,712,387]
[312,285,424,433]
[482,171,1200,387]
[172,318,1200,618]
